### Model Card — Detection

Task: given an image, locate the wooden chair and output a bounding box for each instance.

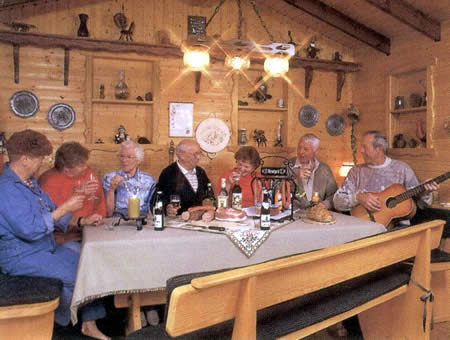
[0,272,62,340]
[127,220,444,340]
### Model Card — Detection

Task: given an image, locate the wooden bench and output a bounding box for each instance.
[0,272,62,340]
[126,220,444,340]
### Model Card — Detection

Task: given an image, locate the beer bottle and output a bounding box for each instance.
[154,191,164,231]
[231,178,242,210]
[204,182,217,208]
[260,189,271,230]
[217,178,228,208]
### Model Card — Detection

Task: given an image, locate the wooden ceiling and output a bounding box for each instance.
[1,0,448,55]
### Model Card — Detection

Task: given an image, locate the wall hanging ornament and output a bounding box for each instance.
[298,105,319,128]
[48,103,76,130]
[77,13,89,37]
[346,104,360,165]
[326,114,345,136]
[10,90,39,118]
[195,117,230,158]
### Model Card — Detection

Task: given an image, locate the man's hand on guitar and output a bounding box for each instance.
[424,181,439,193]
[356,192,381,212]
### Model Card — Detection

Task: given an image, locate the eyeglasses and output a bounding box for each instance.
[119,154,136,160]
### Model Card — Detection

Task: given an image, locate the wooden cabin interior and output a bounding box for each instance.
[0,0,449,339]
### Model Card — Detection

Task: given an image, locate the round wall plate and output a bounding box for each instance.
[195,118,230,153]
[48,103,76,130]
[10,90,39,118]
[298,105,319,127]
[326,114,345,136]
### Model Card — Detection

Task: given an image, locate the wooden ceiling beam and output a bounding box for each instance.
[363,0,440,41]
[281,0,391,55]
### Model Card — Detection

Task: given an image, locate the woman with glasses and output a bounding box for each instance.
[103,140,156,217]
[38,142,105,249]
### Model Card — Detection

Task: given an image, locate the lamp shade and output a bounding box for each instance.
[225,55,250,71]
[183,45,210,71]
[339,162,354,177]
[264,55,289,77]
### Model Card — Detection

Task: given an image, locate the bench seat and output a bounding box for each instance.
[0,272,62,340]
[128,263,411,339]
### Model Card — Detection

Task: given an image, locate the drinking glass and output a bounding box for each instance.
[301,160,313,182]
[170,194,181,209]
[231,168,241,183]
[87,173,99,200]
[72,181,86,196]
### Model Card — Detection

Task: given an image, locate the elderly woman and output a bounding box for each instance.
[217,146,261,208]
[0,130,109,340]
[39,142,106,247]
[103,140,156,217]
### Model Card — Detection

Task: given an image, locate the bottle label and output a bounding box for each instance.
[260,214,271,229]
[154,215,164,230]
[231,193,242,210]
[218,196,228,208]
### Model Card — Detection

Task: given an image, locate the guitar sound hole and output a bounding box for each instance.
[386,197,397,209]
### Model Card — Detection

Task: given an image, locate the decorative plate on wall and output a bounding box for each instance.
[298,105,319,128]
[48,103,76,130]
[326,114,345,136]
[195,118,230,154]
[9,90,39,118]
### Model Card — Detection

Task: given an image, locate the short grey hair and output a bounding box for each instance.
[363,130,388,153]
[299,133,320,152]
[119,140,144,162]
[175,139,199,157]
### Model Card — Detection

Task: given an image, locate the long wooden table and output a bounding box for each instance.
[70,213,386,332]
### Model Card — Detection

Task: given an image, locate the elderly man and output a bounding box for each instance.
[103,140,156,217]
[158,139,211,216]
[333,130,438,226]
[291,133,337,209]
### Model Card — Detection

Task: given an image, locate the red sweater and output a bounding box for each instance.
[216,170,260,208]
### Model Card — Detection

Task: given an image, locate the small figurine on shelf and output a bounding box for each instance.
[145,92,153,101]
[332,51,342,62]
[137,136,151,144]
[77,13,89,37]
[274,120,283,147]
[99,84,105,99]
[393,134,407,148]
[115,69,130,100]
[253,129,267,147]
[248,76,272,104]
[115,125,130,144]
[95,138,104,144]
[306,36,320,59]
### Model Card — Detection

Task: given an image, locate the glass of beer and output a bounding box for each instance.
[170,194,181,209]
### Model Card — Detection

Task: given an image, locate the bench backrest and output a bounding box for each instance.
[166,220,444,339]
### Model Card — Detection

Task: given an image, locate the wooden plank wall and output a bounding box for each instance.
[353,20,450,201]
[0,0,354,187]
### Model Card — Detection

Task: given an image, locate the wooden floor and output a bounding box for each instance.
[304,321,450,340]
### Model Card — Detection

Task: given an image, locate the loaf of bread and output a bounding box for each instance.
[307,205,334,223]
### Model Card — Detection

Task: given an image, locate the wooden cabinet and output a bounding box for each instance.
[385,65,434,155]
[233,69,292,153]
[85,55,159,145]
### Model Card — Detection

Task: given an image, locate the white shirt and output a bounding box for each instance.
[177,161,198,192]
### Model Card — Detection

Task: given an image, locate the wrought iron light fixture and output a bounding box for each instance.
[183,0,294,75]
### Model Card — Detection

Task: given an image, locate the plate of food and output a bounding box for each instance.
[215,207,247,222]
[302,217,336,225]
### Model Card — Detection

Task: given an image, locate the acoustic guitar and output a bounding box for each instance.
[351,171,450,228]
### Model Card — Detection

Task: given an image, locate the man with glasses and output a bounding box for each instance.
[103,140,156,217]
[158,139,211,216]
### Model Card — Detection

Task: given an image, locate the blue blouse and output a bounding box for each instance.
[0,163,72,270]
[102,169,156,216]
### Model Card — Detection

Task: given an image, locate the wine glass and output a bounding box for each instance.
[72,181,86,197]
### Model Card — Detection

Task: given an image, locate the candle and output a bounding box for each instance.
[312,191,320,204]
[128,196,140,219]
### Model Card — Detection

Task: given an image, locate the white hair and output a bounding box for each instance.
[364,130,388,153]
[119,140,144,162]
[299,133,320,152]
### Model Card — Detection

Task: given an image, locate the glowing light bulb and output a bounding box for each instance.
[225,55,250,71]
[264,56,289,77]
[183,46,210,71]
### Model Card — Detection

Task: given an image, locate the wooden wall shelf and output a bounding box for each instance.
[387,148,435,157]
[238,106,287,112]
[391,107,426,114]
[92,99,154,105]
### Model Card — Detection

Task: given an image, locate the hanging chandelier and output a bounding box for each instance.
[183,0,294,75]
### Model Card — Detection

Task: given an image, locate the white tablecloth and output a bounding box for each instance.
[70,213,386,323]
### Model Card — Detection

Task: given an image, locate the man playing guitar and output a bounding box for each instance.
[333,130,439,227]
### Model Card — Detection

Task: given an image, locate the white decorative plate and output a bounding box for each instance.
[195,118,230,153]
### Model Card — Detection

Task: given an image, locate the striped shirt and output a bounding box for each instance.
[177,162,198,192]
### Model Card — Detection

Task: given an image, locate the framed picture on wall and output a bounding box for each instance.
[169,102,193,137]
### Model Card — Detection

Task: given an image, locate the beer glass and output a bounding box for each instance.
[170,194,181,209]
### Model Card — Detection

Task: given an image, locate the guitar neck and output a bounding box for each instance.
[395,172,450,204]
